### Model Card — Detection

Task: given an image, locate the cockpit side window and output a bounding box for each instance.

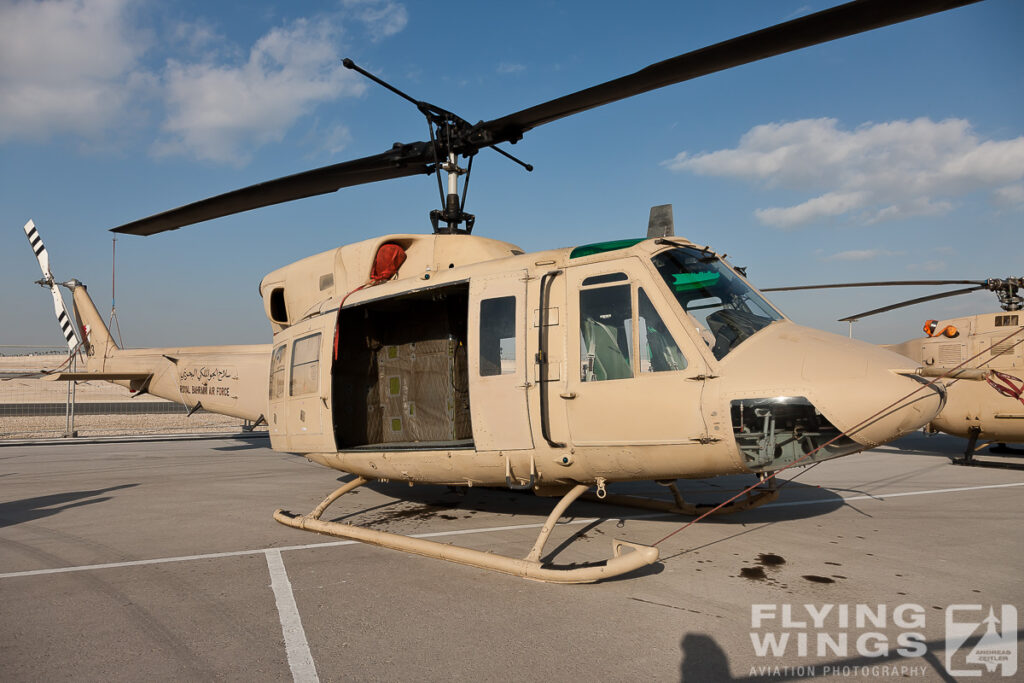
[580,281,633,382]
[638,288,687,373]
[652,248,781,360]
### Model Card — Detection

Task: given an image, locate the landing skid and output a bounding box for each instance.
[274,478,659,583]
[582,478,779,516]
[953,427,1024,468]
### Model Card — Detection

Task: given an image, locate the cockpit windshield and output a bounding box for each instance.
[652,247,783,360]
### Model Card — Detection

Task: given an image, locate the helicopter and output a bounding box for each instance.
[21,0,979,583]
[763,277,1024,464]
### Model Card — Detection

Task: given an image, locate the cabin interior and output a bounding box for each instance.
[332,283,472,450]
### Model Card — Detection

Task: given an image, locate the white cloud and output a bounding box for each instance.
[824,249,900,262]
[342,0,408,42]
[0,0,151,142]
[0,1,409,164]
[993,183,1024,206]
[169,19,225,58]
[756,191,868,229]
[497,62,525,74]
[153,18,366,165]
[665,117,1024,229]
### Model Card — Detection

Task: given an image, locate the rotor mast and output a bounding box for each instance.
[342,58,532,235]
[437,151,471,234]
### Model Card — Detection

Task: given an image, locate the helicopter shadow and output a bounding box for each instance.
[0,484,139,529]
[880,432,968,458]
[605,476,847,523]
[211,434,272,452]
[325,475,846,530]
[883,432,1024,469]
[331,478,578,524]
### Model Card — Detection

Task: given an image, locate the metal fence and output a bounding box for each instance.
[0,346,263,440]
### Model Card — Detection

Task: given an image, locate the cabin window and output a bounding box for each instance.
[269,343,287,400]
[638,288,687,373]
[480,296,516,376]
[270,287,288,324]
[290,333,321,396]
[580,283,634,382]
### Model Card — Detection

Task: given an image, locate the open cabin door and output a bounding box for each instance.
[468,270,534,450]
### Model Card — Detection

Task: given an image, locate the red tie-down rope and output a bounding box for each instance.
[987,370,1024,406]
[652,326,1024,548]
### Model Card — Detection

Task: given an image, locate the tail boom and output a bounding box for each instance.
[67,283,271,422]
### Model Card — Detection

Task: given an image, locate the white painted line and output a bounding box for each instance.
[1,481,1021,580]
[763,481,1024,509]
[266,549,319,683]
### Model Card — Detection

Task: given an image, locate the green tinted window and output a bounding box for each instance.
[570,238,645,259]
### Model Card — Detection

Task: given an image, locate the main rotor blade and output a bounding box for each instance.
[473,0,981,145]
[111,145,435,236]
[110,0,981,236]
[839,286,985,322]
[763,279,986,292]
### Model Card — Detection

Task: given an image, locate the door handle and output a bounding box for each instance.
[559,392,577,399]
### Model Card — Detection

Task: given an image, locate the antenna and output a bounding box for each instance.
[108,237,124,346]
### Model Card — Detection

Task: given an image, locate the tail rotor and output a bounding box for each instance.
[23,220,81,353]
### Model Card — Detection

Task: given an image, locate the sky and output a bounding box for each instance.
[1,0,1022,352]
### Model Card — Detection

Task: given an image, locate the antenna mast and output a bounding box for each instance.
[108,237,124,346]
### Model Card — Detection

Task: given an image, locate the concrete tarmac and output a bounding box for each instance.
[1,434,1021,682]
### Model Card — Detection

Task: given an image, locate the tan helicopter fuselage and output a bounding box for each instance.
[886,312,1024,443]
[71,234,944,490]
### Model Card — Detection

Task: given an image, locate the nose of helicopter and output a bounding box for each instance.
[722,323,945,469]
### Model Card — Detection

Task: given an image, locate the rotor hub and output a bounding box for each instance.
[986,278,1023,312]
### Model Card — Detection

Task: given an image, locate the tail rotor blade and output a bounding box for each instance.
[50,283,78,351]
[23,219,80,351]
[24,219,52,278]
